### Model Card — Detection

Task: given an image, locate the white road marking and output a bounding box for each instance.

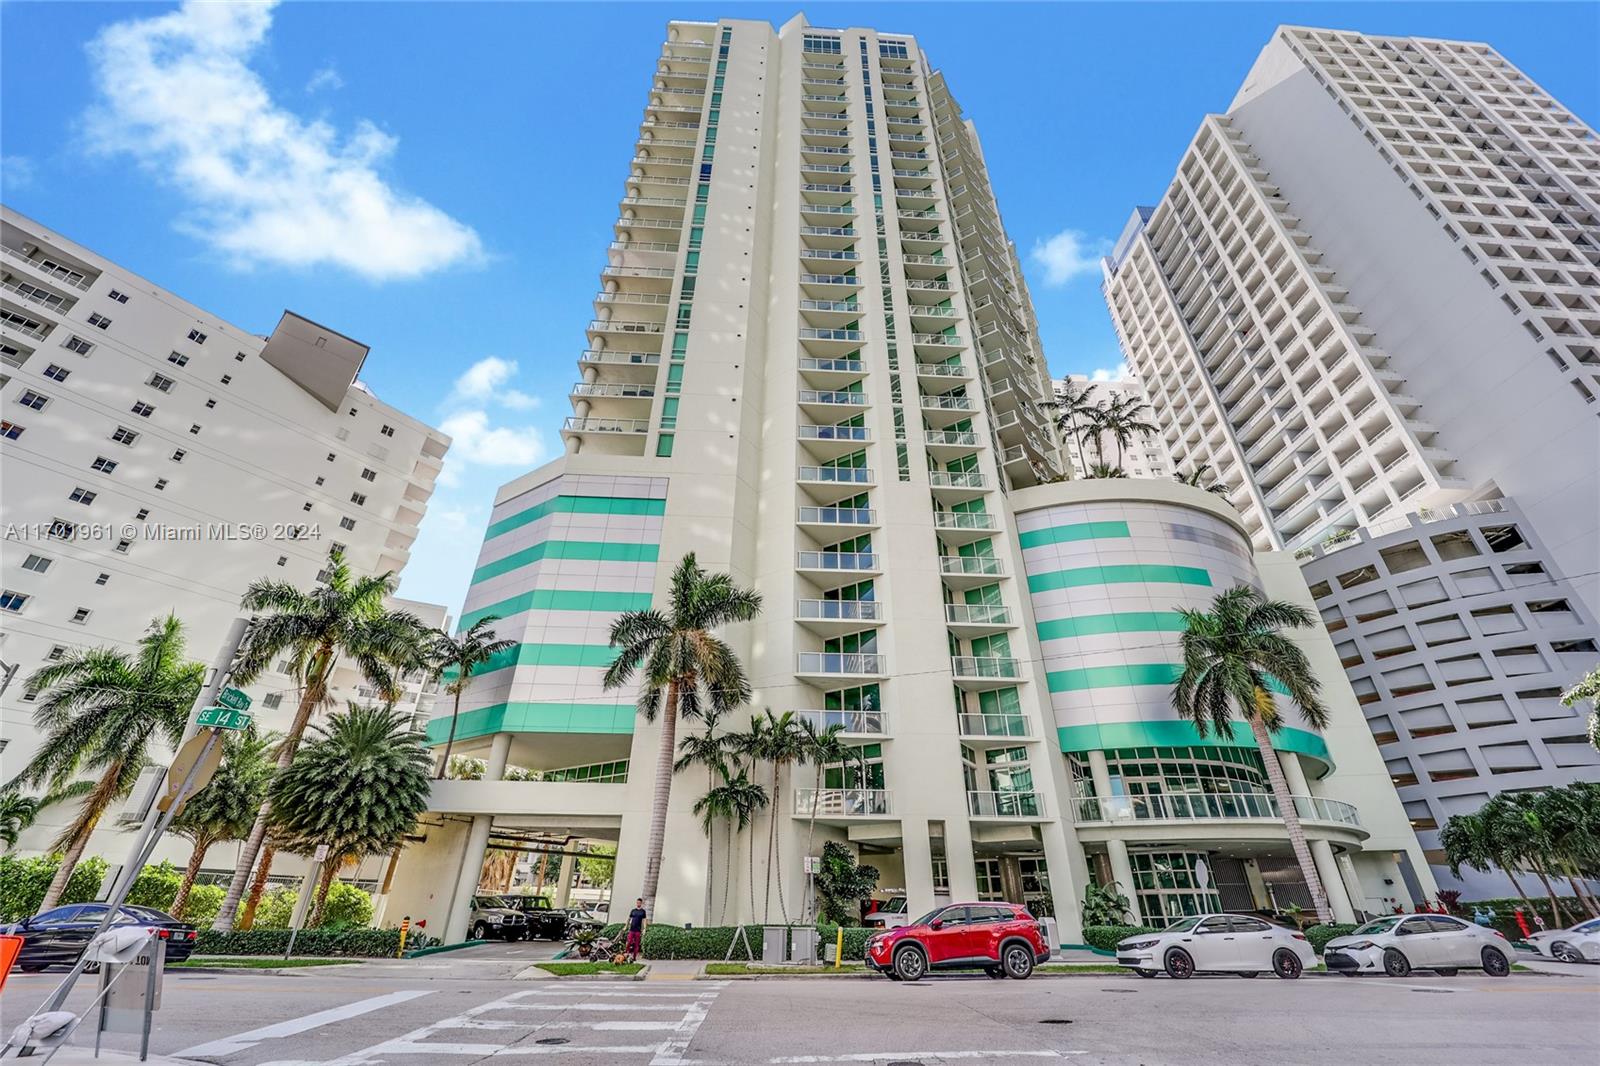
[175,989,434,1058]
[768,1054,1079,1063]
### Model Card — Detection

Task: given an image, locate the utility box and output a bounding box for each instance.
[791,927,818,963]
[761,926,787,964]
[1040,917,1060,960]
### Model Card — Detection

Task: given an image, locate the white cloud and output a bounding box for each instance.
[438,410,548,471]
[1089,364,1132,383]
[2,156,36,190]
[83,1,481,281]
[1029,229,1112,286]
[449,356,540,411]
[434,357,549,487]
[304,64,344,93]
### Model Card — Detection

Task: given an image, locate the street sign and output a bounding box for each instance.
[156,732,224,815]
[313,844,330,863]
[217,686,252,711]
[197,706,253,730]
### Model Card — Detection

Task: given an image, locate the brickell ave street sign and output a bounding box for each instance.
[196,706,253,730]
[217,686,252,711]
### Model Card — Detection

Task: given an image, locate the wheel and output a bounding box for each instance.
[1435,967,1458,976]
[1552,943,1583,964]
[1481,947,1511,977]
[1237,970,1259,978]
[885,971,902,981]
[984,966,1006,979]
[1382,948,1411,978]
[1164,948,1195,980]
[1002,943,1034,980]
[1133,968,1158,978]
[893,945,926,982]
[1272,950,1303,980]
[472,922,489,941]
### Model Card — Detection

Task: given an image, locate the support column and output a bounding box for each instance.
[900,817,937,920]
[444,732,511,943]
[554,848,577,909]
[1087,750,1114,800]
[1310,839,1357,924]
[943,817,979,904]
[486,731,513,781]
[1039,822,1083,945]
[1105,838,1138,922]
[1280,752,1312,794]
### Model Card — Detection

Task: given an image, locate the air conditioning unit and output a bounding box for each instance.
[115,766,166,828]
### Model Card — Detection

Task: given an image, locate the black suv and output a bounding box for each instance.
[493,895,571,940]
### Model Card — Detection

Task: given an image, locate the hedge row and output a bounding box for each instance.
[582,925,871,962]
[1081,925,1157,953]
[1303,923,1358,954]
[195,928,406,957]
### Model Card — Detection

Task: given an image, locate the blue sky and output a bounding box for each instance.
[3,2,1595,618]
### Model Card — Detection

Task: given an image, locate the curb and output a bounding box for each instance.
[403,939,488,959]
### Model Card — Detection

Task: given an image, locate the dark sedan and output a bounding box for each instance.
[2,904,198,972]
[493,895,571,940]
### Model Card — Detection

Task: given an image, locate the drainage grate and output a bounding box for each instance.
[1039,1018,1074,1025]
[1410,988,1454,994]
[1100,988,1137,993]
[535,1037,571,1045]
[887,1061,924,1066]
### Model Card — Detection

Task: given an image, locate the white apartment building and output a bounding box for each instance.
[1052,373,1174,480]
[384,16,1434,946]
[1101,27,1600,893]
[0,205,451,869]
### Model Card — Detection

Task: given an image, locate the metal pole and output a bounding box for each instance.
[0,659,19,698]
[284,857,323,961]
[180,617,251,746]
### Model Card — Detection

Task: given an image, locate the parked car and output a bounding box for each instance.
[563,907,603,933]
[1324,913,1513,977]
[863,896,912,930]
[1,904,198,973]
[492,895,570,940]
[866,902,1050,981]
[468,896,530,942]
[1114,914,1314,979]
[1524,917,1600,964]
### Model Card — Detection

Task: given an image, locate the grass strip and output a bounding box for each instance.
[173,957,350,969]
[535,961,644,976]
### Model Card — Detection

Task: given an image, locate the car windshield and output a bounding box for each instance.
[1161,917,1202,932]
[1353,916,1403,935]
[910,908,944,927]
[1575,918,1600,933]
[884,898,907,912]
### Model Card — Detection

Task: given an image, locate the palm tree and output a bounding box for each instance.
[603,552,762,916]
[0,782,93,851]
[169,729,276,918]
[1560,664,1600,752]
[1086,462,1128,479]
[268,704,432,925]
[798,720,847,920]
[1172,586,1334,923]
[1096,393,1160,472]
[749,709,806,923]
[1174,462,1231,497]
[1495,791,1579,926]
[694,765,767,925]
[675,709,736,925]
[213,552,424,931]
[10,617,201,913]
[426,617,516,778]
[1534,784,1600,917]
[1046,379,1099,463]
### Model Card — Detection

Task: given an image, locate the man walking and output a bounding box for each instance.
[626,897,648,963]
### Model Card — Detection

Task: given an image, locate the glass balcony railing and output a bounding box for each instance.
[968,791,1042,817]
[798,506,875,526]
[562,417,649,434]
[925,430,981,447]
[794,708,886,735]
[799,424,871,443]
[939,556,1004,577]
[928,470,987,490]
[798,389,868,405]
[794,788,891,816]
[797,652,886,675]
[796,551,879,571]
[933,511,999,533]
[956,712,1031,738]
[950,656,1019,680]
[944,603,1011,626]
[797,465,872,484]
[796,599,883,622]
[1072,793,1363,828]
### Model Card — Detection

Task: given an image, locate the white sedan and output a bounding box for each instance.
[1114,913,1316,979]
[1525,917,1600,964]
[1324,914,1513,977]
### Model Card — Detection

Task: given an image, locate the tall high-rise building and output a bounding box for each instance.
[0,205,451,874]
[1102,26,1600,894]
[1052,374,1175,480]
[386,16,1433,943]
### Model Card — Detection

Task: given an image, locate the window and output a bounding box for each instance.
[1,343,25,368]
[107,289,129,303]
[0,590,29,613]
[220,374,231,385]
[234,352,246,362]
[90,456,118,473]
[350,492,366,506]
[94,572,110,586]
[17,390,49,410]
[68,487,96,505]
[1,420,24,440]
[261,692,283,709]
[189,424,200,434]
[46,646,66,661]
[64,335,94,355]
[803,33,842,54]
[205,398,216,409]
[148,373,174,392]
[314,476,324,486]
[42,364,70,382]
[187,329,207,343]
[87,313,111,329]
[171,449,186,462]
[339,517,356,531]
[111,426,139,445]
[360,468,376,482]
[21,554,51,573]
[276,555,287,567]
[167,352,189,367]
[349,407,358,416]
[71,607,93,624]
[380,424,394,437]
[135,508,149,520]
[302,502,313,512]
[114,538,131,553]
[131,402,154,417]
[48,519,76,539]
[154,478,168,491]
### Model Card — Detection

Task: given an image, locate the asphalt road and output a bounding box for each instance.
[3,944,1596,1066]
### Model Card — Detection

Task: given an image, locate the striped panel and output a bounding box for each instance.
[1055,721,1333,775]
[1026,563,1211,593]
[459,589,652,631]
[484,495,666,541]
[472,540,660,585]
[1046,662,1182,692]
[424,701,636,743]
[1034,611,1188,642]
[1016,520,1130,549]
[446,642,619,682]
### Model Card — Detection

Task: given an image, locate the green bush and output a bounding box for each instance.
[1081,924,1157,953]
[0,855,109,921]
[1303,923,1358,954]
[194,927,403,957]
[815,924,871,962]
[1461,897,1585,941]
[181,884,224,927]
[250,886,299,929]
[319,883,374,928]
[126,861,182,912]
[614,924,875,962]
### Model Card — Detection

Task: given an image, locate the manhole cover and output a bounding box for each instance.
[535,1037,571,1045]
[1039,1018,1074,1025]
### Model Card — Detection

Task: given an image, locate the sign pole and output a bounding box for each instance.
[180,617,251,746]
[285,845,329,961]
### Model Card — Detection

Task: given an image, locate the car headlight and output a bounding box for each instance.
[1120,939,1159,950]
[1337,940,1375,951]
[488,915,502,923]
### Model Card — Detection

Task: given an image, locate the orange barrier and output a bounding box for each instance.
[0,934,24,992]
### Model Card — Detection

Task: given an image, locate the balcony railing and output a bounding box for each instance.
[940,556,1004,577]
[1072,793,1363,828]
[950,656,1019,680]
[796,551,879,571]
[920,394,973,411]
[944,603,1011,626]
[928,470,987,490]
[934,511,998,534]
[798,389,867,405]
[0,246,91,290]
[797,599,883,622]
[588,319,664,334]
[799,299,861,313]
[798,424,871,443]
[562,417,649,434]
[799,357,864,374]
[581,350,661,368]
[968,791,1042,817]
[925,430,982,447]
[957,712,1031,738]
[797,652,885,675]
[571,383,655,399]
[795,788,891,816]
[798,465,872,485]
[798,506,875,526]
[800,273,863,286]
[794,708,886,735]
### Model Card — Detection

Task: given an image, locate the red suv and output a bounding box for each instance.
[866,902,1051,981]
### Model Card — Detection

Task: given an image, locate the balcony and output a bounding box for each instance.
[968,791,1043,819]
[950,655,1021,689]
[570,382,654,405]
[797,505,878,535]
[796,652,887,680]
[1072,793,1364,832]
[956,712,1033,741]
[797,389,869,416]
[943,602,1014,636]
[795,551,882,588]
[932,510,999,545]
[915,361,973,383]
[579,349,661,382]
[912,333,964,356]
[793,788,892,819]
[800,273,863,296]
[561,416,649,436]
[797,464,874,493]
[924,429,983,459]
[793,708,886,737]
[798,423,871,459]
[939,555,1005,588]
[927,469,988,503]
[796,599,885,635]
[797,357,866,386]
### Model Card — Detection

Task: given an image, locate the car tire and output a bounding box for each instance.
[893,945,926,982]
[886,971,902,981]
[1272,950,1303,980]
[472,922,489,941]
[1552,943,1582,964]
[985,966,1006,979]
[1382,948,1411,978]
[1001,943,1034,980]
[1481,947,1511,978]
[1133,968,1158,978]
[1164,948,1195,980]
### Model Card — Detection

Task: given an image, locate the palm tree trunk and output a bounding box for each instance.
[704,765,715,927]
[436,688,463,779]
[1502,867,1534,908]
[214,664,324,931]
[773,763,789,923]
[1565,873,1599,918]
[719,817,733,924]
[1529,860,1573,926]
[37,762,120,914]
[171,833,213,919]
[307,856,341,928]
[1247,710,1332,923]
[763,760,778,923]
[239,845,277,929]
[638,679,680,917]
[803,765,822,922]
